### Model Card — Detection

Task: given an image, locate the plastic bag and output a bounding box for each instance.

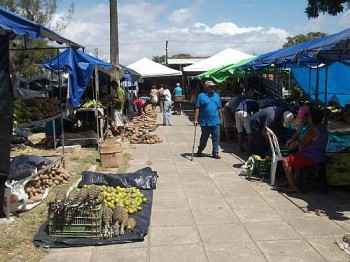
[240,156,255,176]
[78,167,158,190]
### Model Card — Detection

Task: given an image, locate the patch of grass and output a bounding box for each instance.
[1,145,100,262]
[119,153,131,173]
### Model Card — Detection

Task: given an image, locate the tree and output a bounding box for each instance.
[305,0,350,18]
[152,55,165,64]
[0,0,74,32]
[0,1,75,81]
[282,32,327,48]
[152,53,192,64]
[171,53,191,58]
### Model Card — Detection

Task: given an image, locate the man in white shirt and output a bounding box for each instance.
[162,87,172,126]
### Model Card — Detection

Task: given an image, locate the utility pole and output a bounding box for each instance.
[165,40,168,66]
[110,0,119,65]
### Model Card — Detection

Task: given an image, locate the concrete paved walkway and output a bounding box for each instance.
[41,111,350,262]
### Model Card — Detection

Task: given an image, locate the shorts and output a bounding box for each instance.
[113,109,124,126]
[235,111,252,133]
[285,152,314,170]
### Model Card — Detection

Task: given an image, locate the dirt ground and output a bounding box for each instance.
[0,134,129,262]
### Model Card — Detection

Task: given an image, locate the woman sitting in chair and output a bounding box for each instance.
[285,106,312,151]
[280,107,328,193]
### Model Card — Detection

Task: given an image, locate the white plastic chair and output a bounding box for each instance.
[265,127,285,186]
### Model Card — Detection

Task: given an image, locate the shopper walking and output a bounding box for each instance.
[162,86,172,126]
[194,80,223,159]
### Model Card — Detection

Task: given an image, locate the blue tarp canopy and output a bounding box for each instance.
[292,61,350,106]
[242,28,350,71]
[0,6,82,48]
[42,48,115,107]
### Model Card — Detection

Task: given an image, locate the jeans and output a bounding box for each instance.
[198,125,220,155]
[163,100,172,125]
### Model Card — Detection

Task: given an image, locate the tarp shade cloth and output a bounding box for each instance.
[292,61,350,106]
[197,57,256,83]
[246,28,350,70]
[0,6,82,48]
[34,167,157,248]
[183,48,254,72]
[127,57,182,78]
[0,35,12,177]
[42,49,116,107]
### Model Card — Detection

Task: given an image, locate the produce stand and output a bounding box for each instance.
[34,167,158,248]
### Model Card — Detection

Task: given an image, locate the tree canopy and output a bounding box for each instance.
[282,32,327,48]
[305,0,350,18]
[0,0,74,32]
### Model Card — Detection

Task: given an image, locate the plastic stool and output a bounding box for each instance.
[300,162,327,194]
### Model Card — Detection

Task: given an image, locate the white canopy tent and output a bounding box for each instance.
[183,48,254,73]
[127,57,182,78]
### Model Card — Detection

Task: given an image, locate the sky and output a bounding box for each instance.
[55,0,350,65]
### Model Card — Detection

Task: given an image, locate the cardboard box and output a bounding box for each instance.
[99,143,123,168]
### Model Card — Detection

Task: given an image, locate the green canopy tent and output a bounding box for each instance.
[197,57,256,83]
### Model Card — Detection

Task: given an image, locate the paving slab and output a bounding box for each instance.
[197,224,251,244]
[150,210,195,226]
[257,239,326,262]
[192,209,240,225]
[90,246,148,262]
[150,225,201,246]
[204,241,267,262]
[150,244,208,262]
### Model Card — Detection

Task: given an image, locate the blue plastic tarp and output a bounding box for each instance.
[42,49,113,107]
[292,61,350,106]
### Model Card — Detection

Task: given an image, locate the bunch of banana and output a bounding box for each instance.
[82,99,103,109]
[13,99,32,126]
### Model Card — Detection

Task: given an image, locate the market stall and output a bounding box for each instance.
[0,6,82,217]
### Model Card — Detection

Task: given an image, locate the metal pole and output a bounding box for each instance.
[165,40,168,66]
[110,0,119,65]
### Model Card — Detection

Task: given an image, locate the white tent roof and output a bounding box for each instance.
[127,57,182,78]
[183,48,254,72]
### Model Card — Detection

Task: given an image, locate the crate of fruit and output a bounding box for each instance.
[253,155,272,179]
[48,204,103,238]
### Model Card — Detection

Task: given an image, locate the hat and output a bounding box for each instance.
[296,106,310,120]
[204,80,216,88]
[176,83,180,86]
[283,111,293,128]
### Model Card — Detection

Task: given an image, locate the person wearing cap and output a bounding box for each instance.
[173,83,183,115]
[194,80,223,159]
[280,107,329,193]
[286,106,312,150]
[111,80,126,138]
[235,98,260,152]
[249,106,292,156]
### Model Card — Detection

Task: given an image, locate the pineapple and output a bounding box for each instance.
[119,209,129,235]
[53,189,67,212]
[77,187,89,207]
[95,192,105,205]
[101,205,114,239]
[126,218,136,233]
[66,188,80,208]
[111,204,124,236]
[88,185,100,206]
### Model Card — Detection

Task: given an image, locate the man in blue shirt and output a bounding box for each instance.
[173,83,183,115]
[194,80,223,159]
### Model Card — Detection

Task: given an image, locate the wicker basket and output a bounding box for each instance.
[48,204,103,238]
